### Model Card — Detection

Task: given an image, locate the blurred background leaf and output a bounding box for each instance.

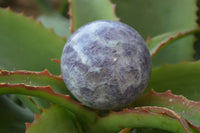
[112,0,197,67]
[0,96,33,133]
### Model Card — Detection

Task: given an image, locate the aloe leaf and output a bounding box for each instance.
[0,8,65,75]
[147,28,200,58]
[112,0,197,67]
[0,96,33,133]
[90,107,195,133]
[0,69,72,113]
[146,61,200,101]
[69,0,118,32]
[0,83,97,127]
[133,90,200,130]
[17,95,42,114]
[0,69,68,94]
[37,13,71,37]
[26,105,79,133]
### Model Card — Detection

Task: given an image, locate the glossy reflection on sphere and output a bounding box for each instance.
[61,20,151,110]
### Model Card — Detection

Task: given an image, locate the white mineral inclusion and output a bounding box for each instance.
[61,20,151,110]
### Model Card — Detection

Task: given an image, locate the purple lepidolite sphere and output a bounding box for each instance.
[61,20,151,110]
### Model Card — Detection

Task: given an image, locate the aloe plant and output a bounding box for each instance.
[0,0,200,133]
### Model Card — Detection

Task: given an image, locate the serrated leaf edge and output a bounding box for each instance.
[0,69,62,80]
[133,89,200,130]
[0,7,66,41]
[148,28,200,57]
[0,83,98,126]
[68,0,120,33]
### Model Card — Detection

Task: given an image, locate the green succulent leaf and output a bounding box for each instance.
[146,61,200,101]
[133,90,200,129]
[17,95,42,114]
[26,105,79,133]
[37,13,71,37]
[0,69,68,94]
[0,8,65,75]
[0,69,71,113]
[147,28,200,58]
[0,96,33,133]
[0,83,97,128]
[69,0,118,32]
[91,107,196,133]
[112,0,197,67]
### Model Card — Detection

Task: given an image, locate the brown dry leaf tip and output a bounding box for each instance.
[51,58,61,65]
[68,0,74,33]
[0,69,63,81]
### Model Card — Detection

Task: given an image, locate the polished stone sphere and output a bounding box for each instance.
[61,20,151,110]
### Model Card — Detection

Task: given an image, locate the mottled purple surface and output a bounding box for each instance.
[61,20,151,110]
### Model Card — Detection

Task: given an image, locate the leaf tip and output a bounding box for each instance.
[51,58,61,64]
[109,0,120,21]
